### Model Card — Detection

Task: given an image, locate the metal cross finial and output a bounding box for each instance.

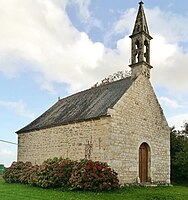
[139,0,144,4]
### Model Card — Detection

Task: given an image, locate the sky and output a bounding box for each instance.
[0,0,188,167]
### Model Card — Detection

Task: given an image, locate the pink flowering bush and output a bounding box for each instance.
[69,159,119,191]
[3,161,33,184]
[3,158,120,191]
[36,157,75,188]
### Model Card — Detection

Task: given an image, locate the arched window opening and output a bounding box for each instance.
[144,40,149,63]
[135,40,140,63]
[137,25,140,32]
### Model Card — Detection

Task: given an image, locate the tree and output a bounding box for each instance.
[170,123,188,184]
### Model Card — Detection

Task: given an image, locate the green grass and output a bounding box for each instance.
[0,176,187,200]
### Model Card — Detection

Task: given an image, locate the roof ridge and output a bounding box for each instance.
[60,76,131,101]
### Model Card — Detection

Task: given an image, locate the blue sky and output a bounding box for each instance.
[0,0,188,167]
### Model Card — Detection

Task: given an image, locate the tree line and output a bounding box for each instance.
[171,123,188,184]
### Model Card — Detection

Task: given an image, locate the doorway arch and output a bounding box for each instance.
[139,142,150,182]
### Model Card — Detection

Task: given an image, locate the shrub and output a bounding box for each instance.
[69,159,120,191]
[3,161,32,183]
[36,157,75,188]
[27,164,40,186]
[3,158,120,192]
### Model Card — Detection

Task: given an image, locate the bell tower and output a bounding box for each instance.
[129,1,153,79]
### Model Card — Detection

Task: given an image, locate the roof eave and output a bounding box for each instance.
[16,114,111,134]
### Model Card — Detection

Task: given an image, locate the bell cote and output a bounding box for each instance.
[129,1,153,79]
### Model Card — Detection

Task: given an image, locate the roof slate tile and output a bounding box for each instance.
[17,76,133,133]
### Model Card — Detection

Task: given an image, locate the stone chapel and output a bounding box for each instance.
[16,1,171,184]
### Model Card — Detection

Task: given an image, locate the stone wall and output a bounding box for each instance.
[18,118,110,165]
[17,74,170,185]
[107,74,170,184]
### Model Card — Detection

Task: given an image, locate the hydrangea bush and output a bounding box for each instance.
[3,158,120,191]
[69,159,120,191]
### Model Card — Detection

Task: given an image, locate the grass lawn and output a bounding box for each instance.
[0,176,187,200]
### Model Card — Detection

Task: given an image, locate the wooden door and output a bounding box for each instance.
[139,143,148,182]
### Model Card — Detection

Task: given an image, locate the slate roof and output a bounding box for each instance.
[17,76,134,134]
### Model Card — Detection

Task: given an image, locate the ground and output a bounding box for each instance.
[0,176,187,200]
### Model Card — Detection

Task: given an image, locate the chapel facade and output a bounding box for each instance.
[17,1,171,184]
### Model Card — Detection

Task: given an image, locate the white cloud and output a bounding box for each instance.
[159,96,181,109]
[0,149,13,157]
[147,7,188,44]
[145,8,188,93]
[168,114,188,130]
[110,8,135,35]
[0,0,129,93]
[0,1,188,95]
[69,0,91,21]
[68,0,102,31]
[151,37,188,92]
[0,100,35,119]
[0,143,17,167]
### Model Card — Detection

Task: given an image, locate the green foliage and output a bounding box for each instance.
[36,157,75,188]
[2,158,119,191]
[0,164,5,174]
[170,123,188,183]
[27,164,40,186]
[69,159,119,191]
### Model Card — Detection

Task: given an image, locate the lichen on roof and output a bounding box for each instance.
[17,76,134,134]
